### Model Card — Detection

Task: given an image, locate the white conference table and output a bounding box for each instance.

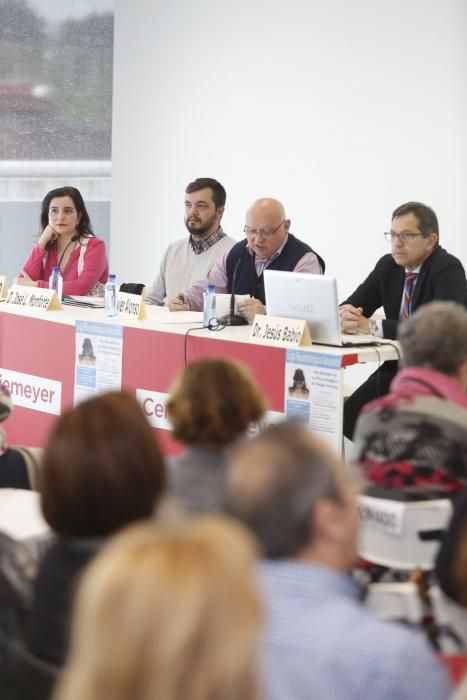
[0,301,400,454]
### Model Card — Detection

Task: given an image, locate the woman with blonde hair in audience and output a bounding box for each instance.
[54,516,261,700]
[166,358,267,514]
[2,392,166,698]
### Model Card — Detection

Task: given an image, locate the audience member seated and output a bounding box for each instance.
[166,359,266,515]
[435,489,467,607]
[226,422,452,700]
[0,533,38,673]
[434,492,467,696]
[17,186,109,296]
[2,392,166,698]
[169,197,325,323]
[143,177,236,306]
[354,301,467,496]
[54,516,260,700]
[0,383,42,490]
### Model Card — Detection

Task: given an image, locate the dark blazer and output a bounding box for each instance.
[343,247,467,339]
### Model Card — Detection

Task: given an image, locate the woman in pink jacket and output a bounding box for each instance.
[18,186,109,296]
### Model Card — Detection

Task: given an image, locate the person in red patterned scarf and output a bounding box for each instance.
[353,301,467,496]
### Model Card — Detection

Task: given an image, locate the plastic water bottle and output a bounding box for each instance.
[105,274,118,317]
[203,284,216,327]
[49,266,63,300]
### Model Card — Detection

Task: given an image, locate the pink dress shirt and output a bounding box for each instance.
[20,236,109,296]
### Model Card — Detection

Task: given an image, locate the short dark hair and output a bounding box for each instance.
[185,178,226,209]
[399,301,467,375]
[392,201,439,239]
[40,392,166,537]
[40,186,94,241]
[226,423,344,558]
[167,359,266,449]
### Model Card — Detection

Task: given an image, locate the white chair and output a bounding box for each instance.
[0,488,50,555]
[366,582,425,625]
[358,494,453,570]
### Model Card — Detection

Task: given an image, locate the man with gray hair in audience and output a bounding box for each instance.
[226,422,451,700]
[354,300,467,495]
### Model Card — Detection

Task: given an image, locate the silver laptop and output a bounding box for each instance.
[264,270,379,347]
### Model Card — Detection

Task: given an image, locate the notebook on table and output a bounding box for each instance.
[264,270,391,347]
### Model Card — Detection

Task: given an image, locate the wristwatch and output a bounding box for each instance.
[368,318,378,336]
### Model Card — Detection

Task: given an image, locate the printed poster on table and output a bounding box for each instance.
[74,320,123,405]
[285,349,343,452]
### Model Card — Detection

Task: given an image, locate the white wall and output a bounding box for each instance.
[111,0,467,299]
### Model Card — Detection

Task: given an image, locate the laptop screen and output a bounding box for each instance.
[264,270,343,345]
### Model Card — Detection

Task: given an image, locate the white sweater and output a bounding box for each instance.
[143,234,236,306]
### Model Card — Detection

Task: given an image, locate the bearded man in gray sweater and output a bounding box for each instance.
[143,177,236,306]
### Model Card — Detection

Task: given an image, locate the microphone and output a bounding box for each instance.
[220,252,248,326]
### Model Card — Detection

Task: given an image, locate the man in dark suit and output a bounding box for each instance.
[340,201,467,439]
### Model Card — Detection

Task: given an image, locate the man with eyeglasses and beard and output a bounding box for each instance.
[339,201,467,440]
[143,178,236,306]
[169,197,325,322]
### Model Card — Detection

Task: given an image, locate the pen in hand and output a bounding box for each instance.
[173,294,186,307]
[168,293,189,311]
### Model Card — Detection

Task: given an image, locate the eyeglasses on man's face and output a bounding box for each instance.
[244,220,285,238]
[384,231,424,243]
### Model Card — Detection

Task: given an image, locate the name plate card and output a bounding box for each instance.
[250,315,312,348]
[117,291,147,320]
[358,495,404,537]
[6,284,63,311]
[0,276,8,299]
